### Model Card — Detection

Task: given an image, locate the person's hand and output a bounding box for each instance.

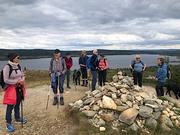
[17,80,24,85]
[49,72,51,77]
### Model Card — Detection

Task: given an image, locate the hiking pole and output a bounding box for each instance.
[46,76,51,110]
[46,85,50,110]
[57,74,60,109]
[18,85,24,128]
[21,99,23,128]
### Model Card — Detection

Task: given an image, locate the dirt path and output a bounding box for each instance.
[0,85,87,135]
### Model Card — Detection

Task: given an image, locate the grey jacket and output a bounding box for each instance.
[49,58,66,75]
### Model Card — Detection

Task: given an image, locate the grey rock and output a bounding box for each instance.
[84,97,94,105]
[94,92,103,98]
[73,100,84,108]
[93,105,100,111]
[145,118,157,128]
[97,119,106,126]
[92,90,101,96]
[139,106,153,118]
[153,111,161,120]
[82,110,96,117]
[129,123,139,131]
[160,115,174,128]
[113,75,119,83]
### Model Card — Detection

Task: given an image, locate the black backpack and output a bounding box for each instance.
[166,64,171,79]
[0,64,21,89]
[130,60,144,73]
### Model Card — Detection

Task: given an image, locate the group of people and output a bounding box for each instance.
[0,49,170,133]
[129,54,170,97]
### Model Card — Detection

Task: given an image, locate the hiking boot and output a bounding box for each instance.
[6,123,15,133]
[60,97,64,105]
[15,117,27,124]
[53,97,58,105]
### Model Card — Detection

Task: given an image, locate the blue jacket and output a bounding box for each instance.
[156,64,167,83]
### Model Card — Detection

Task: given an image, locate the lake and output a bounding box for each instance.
[0,54,179,70]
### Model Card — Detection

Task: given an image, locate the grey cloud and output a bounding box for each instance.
[0,0,180,49]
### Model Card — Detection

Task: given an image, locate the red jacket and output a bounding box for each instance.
[3,85,26,105]
[65,57,73,70]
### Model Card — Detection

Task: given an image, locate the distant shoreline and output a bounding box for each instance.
[0,49,179,60]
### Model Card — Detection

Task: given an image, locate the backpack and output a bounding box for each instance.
[130,60,144,73]
[50,58,65,71]
[0,64,21,89]
[98,59,107,67]
[166,64,171,79]
[86,56,92,69]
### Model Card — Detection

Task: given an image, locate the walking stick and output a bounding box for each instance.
[45,85,50,110]
[18,85,24,128]
[21,99,23,128]
[46,76,51,110]
[57,74,60,109]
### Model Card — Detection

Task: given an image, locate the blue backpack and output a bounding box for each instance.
[86,56,93,69]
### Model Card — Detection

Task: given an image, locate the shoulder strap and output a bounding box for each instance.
[61,58,65,70]
[140,61,144,66]
[131,60,136,68]
[7,64,22,77]
[7,64,13,77]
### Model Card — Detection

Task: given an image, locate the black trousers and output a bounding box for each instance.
[133,71,143,87]
[98,70,107,86]
[6,88,22,124]
[156,82,165,97]
[81,68,88,86]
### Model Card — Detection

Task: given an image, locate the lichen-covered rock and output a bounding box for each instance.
[139,106,153,118]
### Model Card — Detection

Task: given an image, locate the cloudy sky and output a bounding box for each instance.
[0,0,180,50]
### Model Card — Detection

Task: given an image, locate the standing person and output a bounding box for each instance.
[155,57,167,97]
[98,54,109,86]
[2,53,27,133]
[79,50,89,87]
[65,53,73,89]
[49,49,66,106]
[129,55,146,87]
[88,49,98,91]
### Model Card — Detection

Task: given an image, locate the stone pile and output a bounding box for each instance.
[69,71,180,132]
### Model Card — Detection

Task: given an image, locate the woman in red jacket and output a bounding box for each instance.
[2,53,27,133]
[98,54,109,86]
[65,53,73,89]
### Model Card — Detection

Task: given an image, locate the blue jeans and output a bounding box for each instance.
[51,73,65,94]
[91,70,97,91]
[6,87,22,124]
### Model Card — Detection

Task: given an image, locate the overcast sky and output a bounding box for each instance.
[0,0,180,50]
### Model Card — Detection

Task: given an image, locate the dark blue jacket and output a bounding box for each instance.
[79,56,89,68]
[90,54,98,71]
[156,64,167,83]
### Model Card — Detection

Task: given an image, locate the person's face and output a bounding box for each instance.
[54,53,60,59]
[67,55,71,59]
[100,56,104,59]
[157,59,161,65]
[94,51,98,55]
[13,56,20,63]
[135,57,141,62]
